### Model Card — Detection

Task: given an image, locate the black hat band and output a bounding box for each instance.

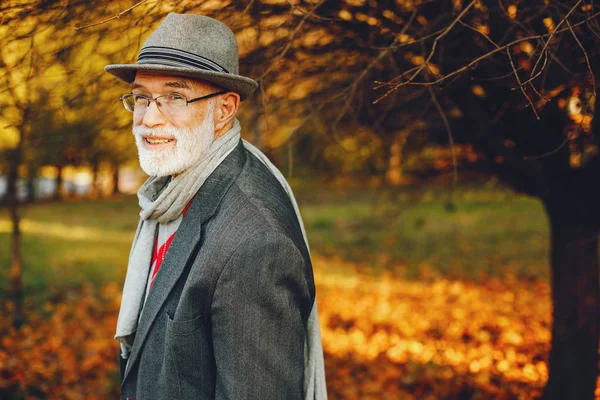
[138,46,230,73]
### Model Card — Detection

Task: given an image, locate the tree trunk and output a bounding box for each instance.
[91,157,100,198]
[7,149,23,327]
[540,196,599,400]
[54,164,63,200]
[26,164,35,203]
[384,131,408,186]
[112,164,120,195]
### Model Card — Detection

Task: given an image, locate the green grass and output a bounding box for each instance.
[297,185,548,280]
[0,196,140,296]
[0,185,550,298]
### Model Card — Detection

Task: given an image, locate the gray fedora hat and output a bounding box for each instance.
[105,13,258,100]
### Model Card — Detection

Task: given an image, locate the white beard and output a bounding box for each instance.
[132,102,215,177]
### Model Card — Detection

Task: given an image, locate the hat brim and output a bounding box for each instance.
[104,63,258,101]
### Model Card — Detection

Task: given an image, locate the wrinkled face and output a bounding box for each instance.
[130,72,219,177]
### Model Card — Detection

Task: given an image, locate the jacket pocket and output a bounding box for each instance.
[162,311,214,398]
[165,312,203,335]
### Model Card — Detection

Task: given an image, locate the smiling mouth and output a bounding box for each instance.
[144,137,175,145]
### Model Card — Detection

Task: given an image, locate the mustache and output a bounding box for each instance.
[132,125,188,139]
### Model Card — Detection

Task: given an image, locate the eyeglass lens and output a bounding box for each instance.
[121,94,188,114]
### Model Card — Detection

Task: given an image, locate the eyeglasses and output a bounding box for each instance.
[120,91,226,115]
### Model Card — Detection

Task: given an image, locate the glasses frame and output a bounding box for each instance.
[120,90,227,113]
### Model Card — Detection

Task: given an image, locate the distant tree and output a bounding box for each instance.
[0,0,138,324]
[0,13,43,326]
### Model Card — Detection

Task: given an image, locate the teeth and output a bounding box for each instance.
[146,138,173,145]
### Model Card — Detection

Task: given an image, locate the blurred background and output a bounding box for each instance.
[1,1,599,399]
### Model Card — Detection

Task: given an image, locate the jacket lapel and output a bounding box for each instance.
[122,141,246,384]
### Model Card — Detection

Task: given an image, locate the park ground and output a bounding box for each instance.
[0,182,598,399]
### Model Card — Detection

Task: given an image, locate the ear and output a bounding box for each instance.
[213,92,240,138]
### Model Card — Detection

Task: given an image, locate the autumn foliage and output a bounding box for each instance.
[0,284,121,399]
[318,256,556,400]
[0,255,597,399]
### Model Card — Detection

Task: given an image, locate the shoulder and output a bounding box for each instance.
[215,148,303,242]
[235,148,292,211]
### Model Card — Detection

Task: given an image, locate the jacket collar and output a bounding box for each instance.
[122,140,246,384]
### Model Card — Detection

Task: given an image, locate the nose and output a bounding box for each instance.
[138,100,167,128]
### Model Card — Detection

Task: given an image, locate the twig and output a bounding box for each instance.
[528,0,583,80]
[506,46,539,119]
[458,20,500,49]
[428,85,458,186]
[383,0,477,95]
[420,34,459,187]
[518,48,548,87]
[473,67,525,82]
[330,7,419,131]
[74,0,149,31]
[529,77,550,102]
[386,26,449,52]
[286,0,335,21]
[523,133,572,160]
[242,0,255,16]
[331,6,419,115]
[585,19,600,40]
[566,18,596,104]
[374,11,600,101]
[257,0,327,80]
[525,34,579,80]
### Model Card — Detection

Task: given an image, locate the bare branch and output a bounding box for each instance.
[386,26,448,52]
[74,0,149,31]
[330,6,419,115]
[242,0,255,16]
[286,0,336,21]
[380,1,477,97]
[375,11,600,102]
[458,20,500,49]
[585,18,600,40]
[517,48,548,88]
[428,85,458,186]
[506,47,540,119]
[528,0,583,80]
[473,67,525,82]
[418,32,459,186]
[257,0,327,80]
[566,18,596,103]
[523,134,571,160]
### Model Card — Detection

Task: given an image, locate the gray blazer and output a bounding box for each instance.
[120,141,316,400]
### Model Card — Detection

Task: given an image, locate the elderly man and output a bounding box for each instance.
[105,13,326,400]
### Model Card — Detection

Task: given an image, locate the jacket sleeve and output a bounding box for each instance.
[211,231,310,400]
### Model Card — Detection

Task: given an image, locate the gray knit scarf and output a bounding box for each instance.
[115,120,327,399]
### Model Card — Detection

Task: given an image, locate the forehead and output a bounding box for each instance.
[132,72,211,91]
